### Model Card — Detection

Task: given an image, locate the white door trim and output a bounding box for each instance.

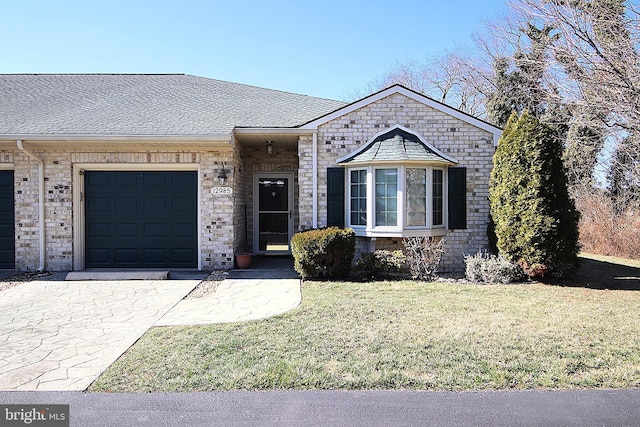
[253,172,294,255]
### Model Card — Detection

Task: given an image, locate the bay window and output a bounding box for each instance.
[335,124,462,236]
[346,164,447,235]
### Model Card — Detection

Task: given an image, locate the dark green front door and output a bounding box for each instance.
[85,171,197,268]
[0,170,14,269]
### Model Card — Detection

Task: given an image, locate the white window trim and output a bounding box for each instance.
[431,167,446,228]
[346,163,448,238]
[347,167,368,230]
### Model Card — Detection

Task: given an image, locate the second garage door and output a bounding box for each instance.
[85,171,197,269]
[0,170,14,269]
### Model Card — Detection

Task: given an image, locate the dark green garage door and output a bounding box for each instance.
[85,171,197,268]
[0,170,14,269]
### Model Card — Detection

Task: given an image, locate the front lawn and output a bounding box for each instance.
[90,280,640,392]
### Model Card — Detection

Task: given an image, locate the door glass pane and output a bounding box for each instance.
[259,178,288,211]
[259,213,289,251]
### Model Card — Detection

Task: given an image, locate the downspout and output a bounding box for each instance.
[312,131,318,229]
[16,140,45,271]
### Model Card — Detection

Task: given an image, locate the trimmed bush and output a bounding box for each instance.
[355,250,408,280]
[464,251,526,284]
[403,236,445,281]
[290,227,355,279]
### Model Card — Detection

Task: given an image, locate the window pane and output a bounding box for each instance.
[375,168,397,226]
[433,169,443,226]
[350,170,367,226]
[406,168,426,226]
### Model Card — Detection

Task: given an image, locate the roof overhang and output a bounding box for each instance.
[233,127,315,148]
[0,134,234,150]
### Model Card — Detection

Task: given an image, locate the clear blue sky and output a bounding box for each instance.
[1,0,508,100]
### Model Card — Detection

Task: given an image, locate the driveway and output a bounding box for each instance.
[0,274,202,391]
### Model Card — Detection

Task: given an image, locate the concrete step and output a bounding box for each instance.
[65,271,169,281]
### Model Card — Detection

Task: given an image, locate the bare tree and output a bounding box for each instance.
[354,52,492,118]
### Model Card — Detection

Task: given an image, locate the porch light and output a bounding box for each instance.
[266,141,273,155]
[217,166,229,185]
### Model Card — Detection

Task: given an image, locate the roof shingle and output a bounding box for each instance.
[340,127,454,164]
[0,74,346,136]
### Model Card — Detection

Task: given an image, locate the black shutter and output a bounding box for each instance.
[327,167,345,227]
[448,167,467,229]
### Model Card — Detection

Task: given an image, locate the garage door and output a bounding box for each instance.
[85,171,197,268]
[0,170,14,269]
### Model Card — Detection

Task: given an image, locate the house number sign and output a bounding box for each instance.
[211,186,232,195]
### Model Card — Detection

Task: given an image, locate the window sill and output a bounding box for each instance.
[352,228,447,238]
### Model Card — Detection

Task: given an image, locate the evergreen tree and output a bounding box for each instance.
[489,111,580,277]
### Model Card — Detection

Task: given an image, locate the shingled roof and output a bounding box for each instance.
[338,126,457,165]
[0,74,346,137]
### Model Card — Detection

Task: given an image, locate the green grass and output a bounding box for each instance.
[90,280,640,392]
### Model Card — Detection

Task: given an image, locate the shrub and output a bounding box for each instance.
[355,250,408,280]
[464,251,526,284]
[403,236,445,281]
[290,227,355,279]
[489,111,580,278]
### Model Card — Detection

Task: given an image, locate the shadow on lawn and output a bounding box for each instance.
[554,257,640,290]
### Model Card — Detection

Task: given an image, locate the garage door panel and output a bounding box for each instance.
[144,223,166,237]
[87,223,111,238]
[115,172,139,187]
[115,249,139,264]
[0,170,15,269]
[173,223,195,237]
[172,249,197,264]
[115,198,138,212]
[143,199,168,213]
[143,249,167,263]
[87,197,110,213]
[86,249,111,265]
[85,171,197,268]
[173,198,196,212]
[143,173,168,187]
[115,223,138,237]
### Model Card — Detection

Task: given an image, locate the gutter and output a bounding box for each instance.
[312,132,318,229]
[16,140,45,271]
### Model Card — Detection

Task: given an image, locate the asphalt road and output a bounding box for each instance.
[1,389,639,426]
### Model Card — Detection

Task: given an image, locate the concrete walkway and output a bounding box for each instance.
[0,266,301,391]
[156,276,301,326]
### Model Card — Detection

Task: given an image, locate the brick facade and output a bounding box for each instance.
[3,145,236,271]
[1,87,496,273]
[298,92,495,272]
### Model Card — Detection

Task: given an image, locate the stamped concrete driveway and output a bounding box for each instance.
[0,275,201,391]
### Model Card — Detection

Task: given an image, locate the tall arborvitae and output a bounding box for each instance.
[489,111,580,277]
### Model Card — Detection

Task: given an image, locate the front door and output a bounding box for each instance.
[254,173,294,254]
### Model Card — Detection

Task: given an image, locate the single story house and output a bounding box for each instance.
[0,74,500,273]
